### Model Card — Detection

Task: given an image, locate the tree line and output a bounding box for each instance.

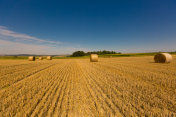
[71,50,121,57]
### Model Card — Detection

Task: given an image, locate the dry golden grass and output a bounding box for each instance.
[0,56,175,117]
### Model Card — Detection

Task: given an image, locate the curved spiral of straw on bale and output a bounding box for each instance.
[38,57,43,60]
[28,56,35,61]
[90,54,98,62]
[154,53,172,63]
[47,56,52,60]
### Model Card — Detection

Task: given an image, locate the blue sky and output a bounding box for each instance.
[0,0,176,54]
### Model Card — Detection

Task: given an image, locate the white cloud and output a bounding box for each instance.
[0,26,61,44]
[0,39,88,55]
[0,39,51,55]
[0,26,88,55]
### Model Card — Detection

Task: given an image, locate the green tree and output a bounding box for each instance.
[72,51,85,57]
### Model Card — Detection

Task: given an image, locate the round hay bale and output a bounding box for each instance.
[38,57,43,60]
[28,56,35,61]
[154,53,172,63]
[90,54,98,62]
[47,56,52,60]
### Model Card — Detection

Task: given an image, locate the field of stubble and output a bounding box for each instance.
[0,56,176,117]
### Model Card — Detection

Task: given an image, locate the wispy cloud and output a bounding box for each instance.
[0,26,61,44]
[0,39,51,55]
[0,26,89,55]
[0,39,88,55]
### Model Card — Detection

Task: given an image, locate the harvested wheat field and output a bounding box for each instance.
[0,56,176,117]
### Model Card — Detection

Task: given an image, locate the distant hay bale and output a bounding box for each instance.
[154,53,172,63]
[38,57,43,60]
[90,54,98,62]
[28,56,35,61]
[47,56,52,60]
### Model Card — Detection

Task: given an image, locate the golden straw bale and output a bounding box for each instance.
[90,54,98,62]
[47,56,52,60]
[28,56,35,61]
[38,57,43,60]
[154,53,172,63]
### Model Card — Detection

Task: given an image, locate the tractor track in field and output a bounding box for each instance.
[56,63,75,117]
[80,62,124,116]
[0,63,57,90]
[26,62,69,116]
[84,61,174,116]
[91,61,176,93]
[98,58,176,76]
[11,63,57,85]
[0,63,34,68]
[0,57,176,117]
[0,63,63,100]
[34,64,70,117]
[0,62,68,116]
[85,60,176,116]
[48,73,68,116]
[0,62,47,77]
[0,62,52,78]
